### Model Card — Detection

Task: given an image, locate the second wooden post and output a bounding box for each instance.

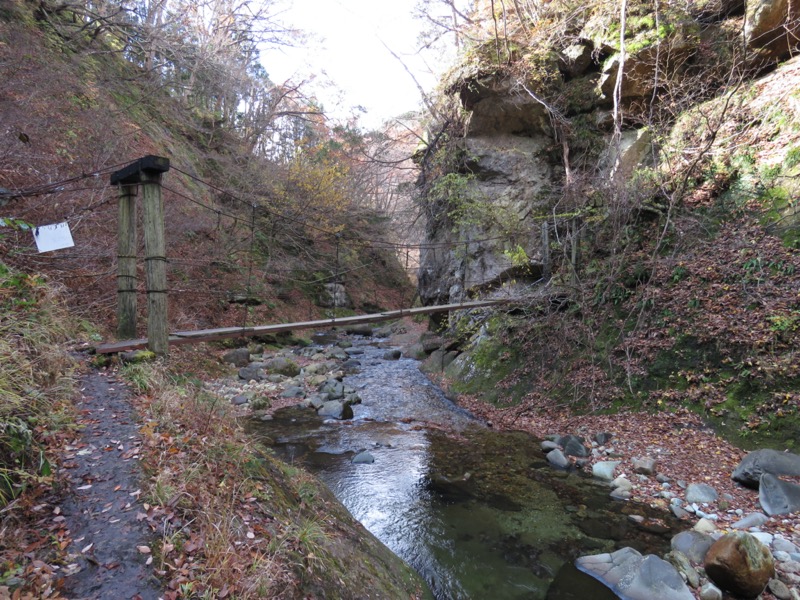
[141,169,168,356]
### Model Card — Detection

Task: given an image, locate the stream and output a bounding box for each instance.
[247,333,681,599]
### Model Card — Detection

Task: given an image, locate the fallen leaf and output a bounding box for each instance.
[137,546,151,554]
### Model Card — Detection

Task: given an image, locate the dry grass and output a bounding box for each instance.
[120,358,304,598]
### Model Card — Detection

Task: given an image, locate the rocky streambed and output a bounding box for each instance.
[202,322,800,600]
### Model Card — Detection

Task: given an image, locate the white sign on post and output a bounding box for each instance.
[33,222,75,253]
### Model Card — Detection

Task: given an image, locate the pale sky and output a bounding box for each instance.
[261,0,450,128]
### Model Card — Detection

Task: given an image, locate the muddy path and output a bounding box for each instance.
[57,367,162,600]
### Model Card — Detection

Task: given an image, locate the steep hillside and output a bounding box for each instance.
[417,0,800,448]
[0,0,413,340]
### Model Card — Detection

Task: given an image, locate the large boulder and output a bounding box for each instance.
[685,483,719,504]
[592,460,621,481]
[704,532,775,598]
[576,547,694,600]
[222,347,251,367]
[732,449,800,488]
[317,401,354,420]
[758,472,800,516]
[264,357,300,377]
[344,324,373,336]
[318,378,346,400]
[238,365,264,381]
[556,434,590,458]
[745,0,800,59]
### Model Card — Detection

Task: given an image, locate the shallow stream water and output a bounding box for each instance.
[247,334,681,599]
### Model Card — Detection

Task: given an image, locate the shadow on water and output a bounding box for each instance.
[246,336,682,599]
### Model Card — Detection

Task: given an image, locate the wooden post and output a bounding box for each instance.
[570,219,581,287]
[141,170,168,356]
[110,156,170,356]
[461,241,468,304]
[116,184,138,339]
[541,220,550,281]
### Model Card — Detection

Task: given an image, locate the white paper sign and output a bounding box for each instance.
[33,222,75,253]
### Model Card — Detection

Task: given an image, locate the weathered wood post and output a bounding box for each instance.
[541,220,550,281]
[110,156,171,356]
[570,218,581,287]
[116,184,138,339]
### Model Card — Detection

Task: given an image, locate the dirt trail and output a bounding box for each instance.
[58,367,162,600]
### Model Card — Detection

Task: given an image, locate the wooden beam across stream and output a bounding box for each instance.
[94,299,513,354]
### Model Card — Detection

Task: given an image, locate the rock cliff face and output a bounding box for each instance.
[419,77,564,304]
[417,0,800,306]
[418,79,558,304]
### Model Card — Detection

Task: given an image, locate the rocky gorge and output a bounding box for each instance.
[198,320,800,599]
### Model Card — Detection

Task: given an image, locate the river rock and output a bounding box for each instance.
[250,396,271,410]
[383,349,402,361]
[317,400,354,420]
[665,550,700,588]
[693,518,718,534]
[302,360,338,376]
[593,461,621,481]
[230,394,249,406]
[318,378,345,399]
[685,483,718,504]
[768,578,793,600]
[352,451,375,464]
[633,456,657,476]
[343,393,361,406]
[699,582,723,600]
[403,342,427,360]
[594,432,613,445]
[280,386,305,399]
[420,333,445,353]
[732,449,800,489]
[325,347,349,360]
[558,435,590,457]
[704,531,775,598]
[773,536,800,554]
[420,349,447,373]
[238,365,264,381]
[264,357,300,377]
[344,324,373,336]
[222,347,251,367]
[759,472,800,515]
[547,449,570,469]
[576,547,694,600]
[305,394,328,410]
[609,488,631,500]
[341,358,361,370]
[732,511,770,529]
[541,440,560,452]
[671,530,715,564]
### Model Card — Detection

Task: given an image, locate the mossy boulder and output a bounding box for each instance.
[704,532,774,598]
[264,357,300,377]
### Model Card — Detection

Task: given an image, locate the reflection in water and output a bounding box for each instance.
[248,336,677,599]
